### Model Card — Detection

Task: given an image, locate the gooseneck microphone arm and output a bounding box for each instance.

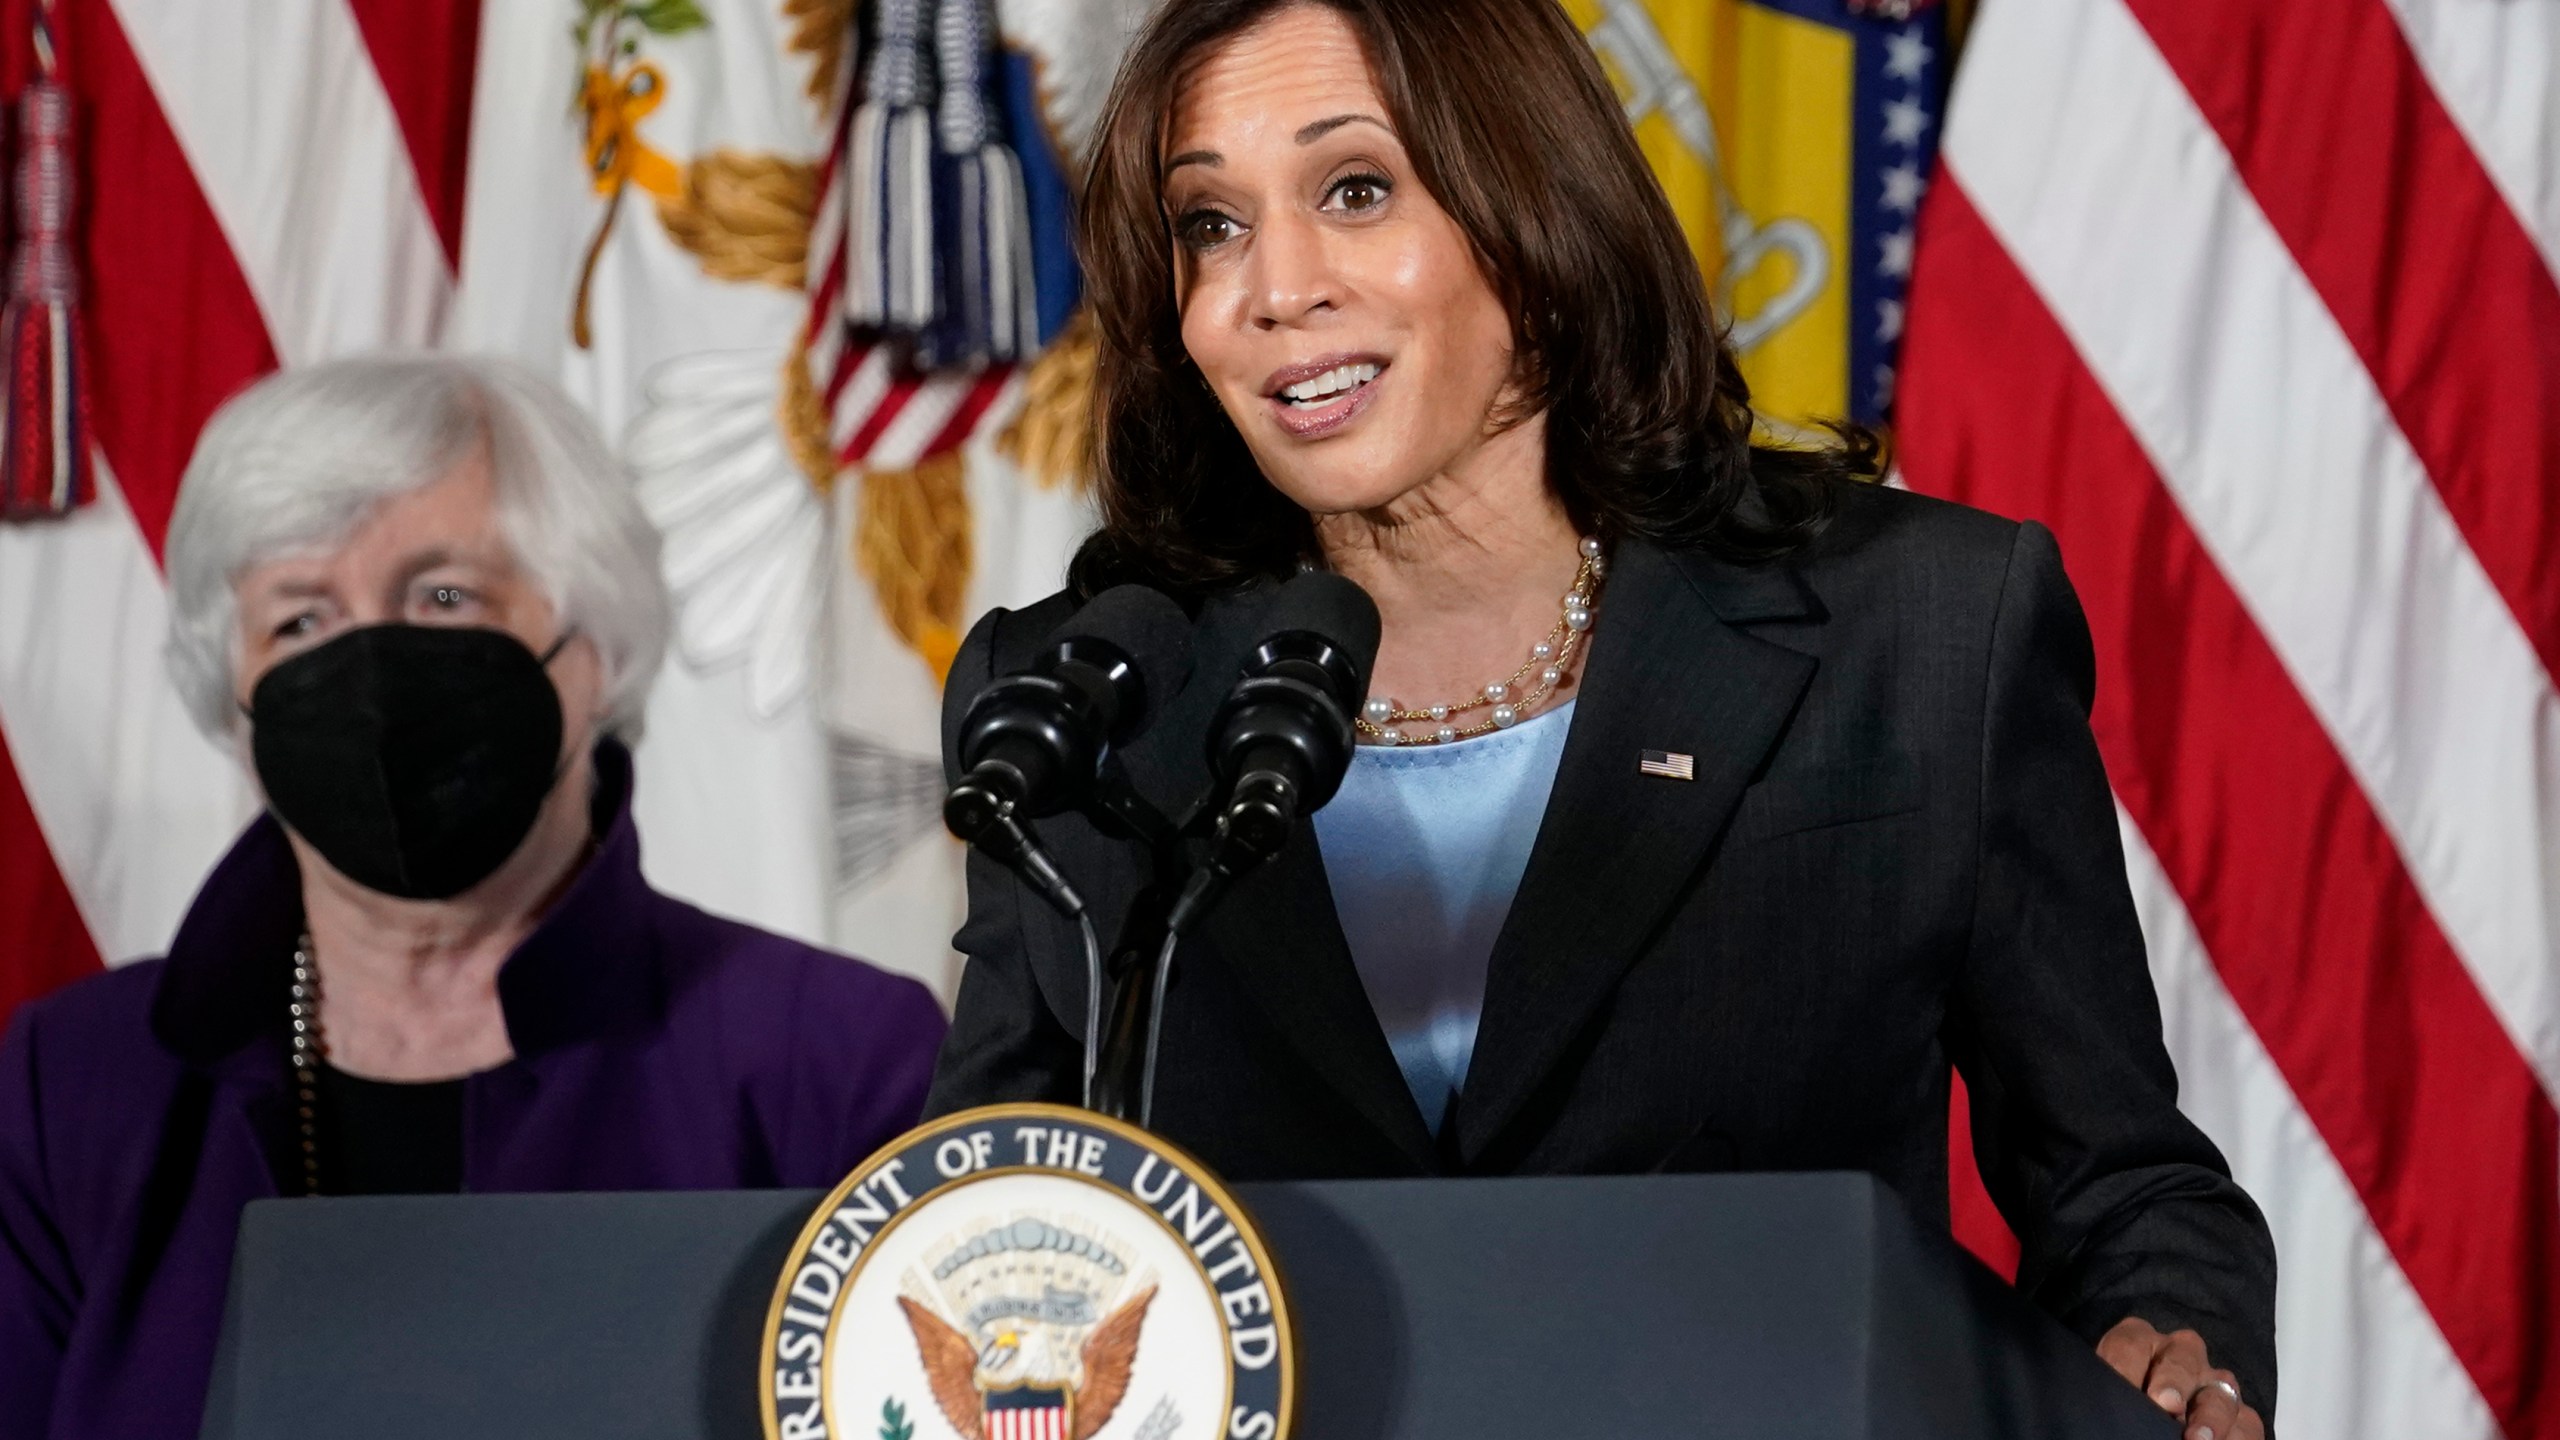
[945,733,1111,1099]
[1078,755,1191,1121]
[1090,573,1380,1127]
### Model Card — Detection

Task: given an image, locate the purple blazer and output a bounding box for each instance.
[0,745,947,1440]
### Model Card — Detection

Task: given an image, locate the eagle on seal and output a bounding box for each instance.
[899,1285,1157,1440]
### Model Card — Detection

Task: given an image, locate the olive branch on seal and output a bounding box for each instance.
[566,0,712,347]
[879,1397,915,1440]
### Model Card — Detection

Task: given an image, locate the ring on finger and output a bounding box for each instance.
[2201,1378,2242,1405]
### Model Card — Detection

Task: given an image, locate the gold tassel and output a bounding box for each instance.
[854,450,974,681]
[997,306,1097,489]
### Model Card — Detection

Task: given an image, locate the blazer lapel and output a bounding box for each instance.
[1197,824,1441,1168]
[1452,539,1823,1164]
[1118,582,1439,1173]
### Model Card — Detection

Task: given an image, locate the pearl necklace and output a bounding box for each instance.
[288,932,325,1196]
[1355,537,1607,746]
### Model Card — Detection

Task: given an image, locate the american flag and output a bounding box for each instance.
[800,149,1020,475]
[1637,750,1696,782]
[1899,0,2560,1434]
[790,0,1067,480]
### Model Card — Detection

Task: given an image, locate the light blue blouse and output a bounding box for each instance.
[1313,701,1576,1136]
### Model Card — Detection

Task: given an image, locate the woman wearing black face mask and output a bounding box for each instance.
[0,356,949,1440]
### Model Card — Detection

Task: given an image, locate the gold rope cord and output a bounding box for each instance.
[854,450,974,681]
[777,337,839,494]
[998,306,1097,490]
[654,149,819,289]
[782,0,856,106]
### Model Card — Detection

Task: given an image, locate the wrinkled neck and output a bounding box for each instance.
[1314,417,1587,714]
[292,752,597,1080]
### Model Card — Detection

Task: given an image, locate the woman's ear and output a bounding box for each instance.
[549,631,613,750]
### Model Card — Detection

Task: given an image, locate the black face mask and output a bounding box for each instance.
[247,624,572,901]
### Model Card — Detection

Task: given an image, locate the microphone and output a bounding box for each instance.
[1170,571,1379,932]
[1095,572,1377,1126]
[945,585,1194,917]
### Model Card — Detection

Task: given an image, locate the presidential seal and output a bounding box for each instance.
[761,1104,1294,1440]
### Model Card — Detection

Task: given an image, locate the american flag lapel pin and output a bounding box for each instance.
[1638,749,1695,781]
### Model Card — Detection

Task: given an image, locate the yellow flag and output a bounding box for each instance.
[1569,0,1951,430]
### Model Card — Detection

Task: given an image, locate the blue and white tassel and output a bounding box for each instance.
[846,0,937,332]
[929,0,1037,366]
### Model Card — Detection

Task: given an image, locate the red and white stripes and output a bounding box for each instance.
[822,333,1021,473]
[1901,0,2560,1431]
[0,0,477,1017]
[800,55,1022,476]
[983,1403,1068,1440]
[113,0,452,364]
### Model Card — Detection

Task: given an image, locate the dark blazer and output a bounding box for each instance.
[927,480,2278,1411]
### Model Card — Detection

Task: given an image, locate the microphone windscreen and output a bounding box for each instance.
[1262,571,1382,700]
[1045,584,1194,733]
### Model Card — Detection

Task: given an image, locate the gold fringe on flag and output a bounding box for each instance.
[997,305,1097,489]
[854,450,974,681]
[782,0,856,107]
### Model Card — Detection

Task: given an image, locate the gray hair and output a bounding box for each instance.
[164,354,671,740]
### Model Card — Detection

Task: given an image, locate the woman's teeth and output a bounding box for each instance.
[1279,362,1380,405]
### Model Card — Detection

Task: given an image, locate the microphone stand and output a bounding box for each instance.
[1084,915,1171,1122]
[1076,758,1192,1122]
[1085,781,1294,1126]
[1084,688,1354,1123]
[968,743,1263,1128]
[1051,584,1373,1127]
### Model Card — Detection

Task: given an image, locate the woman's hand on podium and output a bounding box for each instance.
[2098,1316,2264,1440]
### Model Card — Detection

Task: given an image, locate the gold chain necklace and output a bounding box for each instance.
[1353,538,1607,747]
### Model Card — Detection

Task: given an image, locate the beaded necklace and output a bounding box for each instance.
[1352,536,1607,746]
[287,932,324,1196]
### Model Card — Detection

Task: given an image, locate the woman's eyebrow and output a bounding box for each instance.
[388,547,476,590]
[1293,112,1389,144]
[1163,112,1394,173]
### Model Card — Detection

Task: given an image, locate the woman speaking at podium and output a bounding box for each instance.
[930,1,2275,1433]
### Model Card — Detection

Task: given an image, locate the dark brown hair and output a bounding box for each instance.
[1069,0,1877,601]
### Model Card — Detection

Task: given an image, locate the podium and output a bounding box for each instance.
[199,1172,2172,1439]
